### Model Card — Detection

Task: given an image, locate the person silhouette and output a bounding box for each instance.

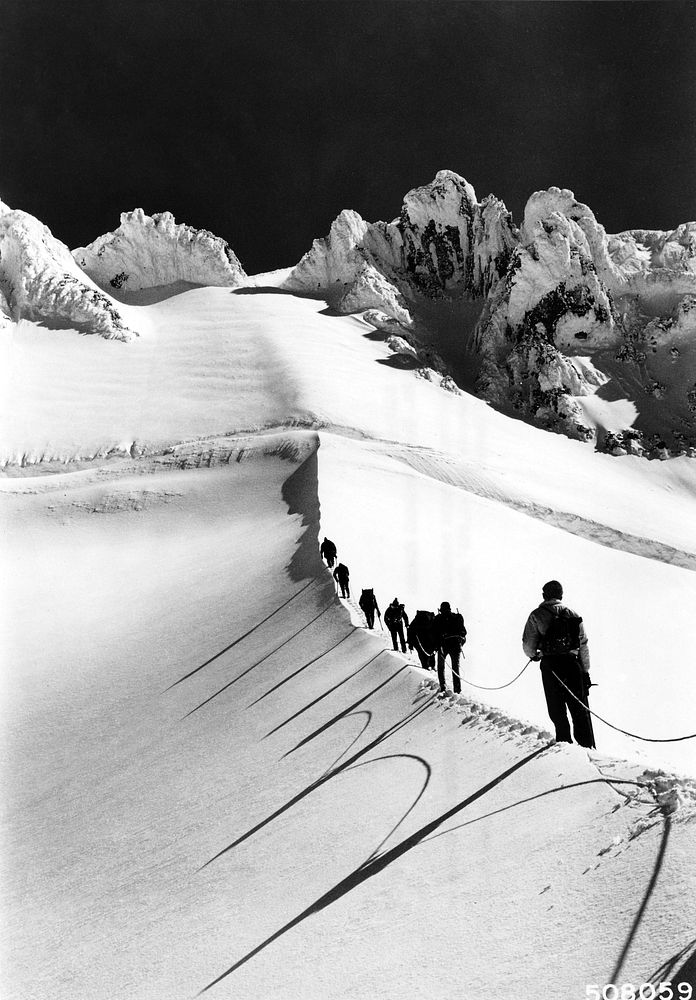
[333,562,350,598]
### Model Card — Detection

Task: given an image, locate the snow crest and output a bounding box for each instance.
[0,204,134,341]
[73,208,247,294]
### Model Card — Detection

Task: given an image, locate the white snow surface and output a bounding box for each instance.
[2,283,696,998]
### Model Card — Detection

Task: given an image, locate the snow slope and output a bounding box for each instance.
[2,441,694,1000]
[2,282,696,998]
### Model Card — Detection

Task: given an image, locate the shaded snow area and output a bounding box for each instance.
[2,285,696,999]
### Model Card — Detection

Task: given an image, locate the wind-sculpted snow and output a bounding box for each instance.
[0,204,133,340]
[283,170,517,318]
[284,172,696,453]
[73,208,247,295]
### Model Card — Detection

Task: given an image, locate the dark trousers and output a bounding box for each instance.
[540,656,594,748]
[337,580,349,598]
[414,642,435,670]
[438,639,462,693]
[363,608,375,628]
[388,623,406,652]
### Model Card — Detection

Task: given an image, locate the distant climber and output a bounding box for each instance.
[320,537,337,568]
[407,610,436,671]
[384,598,409,653]
[433,601,467,694]
[333,562,350,599]
[359,588,381,629]
[522,580,595,748]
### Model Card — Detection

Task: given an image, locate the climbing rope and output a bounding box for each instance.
[460,658,533,691]
[552,671,696,743]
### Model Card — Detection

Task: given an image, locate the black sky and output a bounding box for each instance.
[1,0,695,274]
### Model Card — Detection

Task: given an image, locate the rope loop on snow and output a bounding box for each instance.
[552,671,696,743]
[460,658,533,691]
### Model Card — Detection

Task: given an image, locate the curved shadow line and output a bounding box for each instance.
[609,815,672,984]
[183,602,335,718]
[647,936,696,985]
[197,743,549,994]
[420,777,645,847]
[198,694,438,870]
[341,753,432,863]
[251,628,358,708]
[319,711,373,777]
[264,649,383,736]
[165,580,315,691]
[282,662,407,758]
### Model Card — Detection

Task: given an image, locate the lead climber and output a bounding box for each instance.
[522,580,595,748]
[320,537,337,568]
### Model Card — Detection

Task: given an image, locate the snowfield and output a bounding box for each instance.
[1,284,695,998]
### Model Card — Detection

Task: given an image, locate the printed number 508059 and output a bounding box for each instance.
[586,986,693,1000]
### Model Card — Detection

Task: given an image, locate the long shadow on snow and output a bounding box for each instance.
[282,662,409,758]
[198,693,438,869]
[649,937,696,988]
[261,649,386,735]
[170,443,325,695]
[250,627,361,710]
[651,938,696,989]
[610,816,672,985]
[165,580,316,691]
[183,600,339,718]
[418,772,674,987]
[198,742,549,994]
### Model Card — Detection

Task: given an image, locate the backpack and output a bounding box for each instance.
[539,608,582,656]
[451,611,466,642]
[439,610,467,642]
[359,589,373,609]
[384,604,399,628]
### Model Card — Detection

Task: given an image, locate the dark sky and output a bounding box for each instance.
[2,0,695,274]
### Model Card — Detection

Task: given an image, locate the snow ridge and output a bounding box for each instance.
[0,203,134,340]
[73,208,247,295]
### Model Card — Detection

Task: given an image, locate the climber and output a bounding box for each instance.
[384,598,409,653]
[320,537,337,568]
[359,588,381,629]
[522,580,595,748]
[407,610,437,670]
[433,601,467,694]
[333,562,350,599]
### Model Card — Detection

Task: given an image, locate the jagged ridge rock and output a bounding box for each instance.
[73,209,247,293]
[285,173,695,453]
[0,202,133,341]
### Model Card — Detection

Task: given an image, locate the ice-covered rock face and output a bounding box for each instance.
[73,209,247,294]
[285,209,369,295]
[476,188,696,449]
[283,170,517,326]
[0,205,133,340]
[285,173,695,452]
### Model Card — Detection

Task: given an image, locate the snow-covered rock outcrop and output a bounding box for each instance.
[477,189,696,450]
[0,202,133,341]
[285,173,695,454]
[73,209,247,294]
[283,170,517,320]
